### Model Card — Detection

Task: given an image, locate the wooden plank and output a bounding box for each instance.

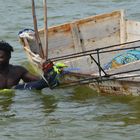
[43,0,48,60]
[126,20,140,41]
[70,23,85,52]
[119,10,126,44]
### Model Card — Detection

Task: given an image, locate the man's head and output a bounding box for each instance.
[0,41,14,65]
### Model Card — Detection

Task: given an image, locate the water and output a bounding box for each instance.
[0,0,140,139]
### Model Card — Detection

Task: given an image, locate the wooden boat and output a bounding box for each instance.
[19,10,140,96]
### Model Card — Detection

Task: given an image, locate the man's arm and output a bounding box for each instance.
[19,66,40,82]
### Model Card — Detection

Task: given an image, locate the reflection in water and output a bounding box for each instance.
[69,86,98,102]
[0,91,15,112]
[93,95,140,126]
[37,90,58,115]
[0,87,140,139]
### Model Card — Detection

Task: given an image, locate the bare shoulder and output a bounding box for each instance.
[9,64,40,82]
[9,64,28,74]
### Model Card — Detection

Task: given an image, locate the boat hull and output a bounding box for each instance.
[19,10,140,96]
[90,80,140,96]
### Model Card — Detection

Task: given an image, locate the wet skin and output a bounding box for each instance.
[0,50,39,89]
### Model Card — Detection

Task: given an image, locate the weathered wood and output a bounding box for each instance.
[90,79,140,96]
[19,10,140,95]
[70,23,85,52]
[119,10,126,44]
[43,0,48,60]
[126,20,140,41]
[21,10,126,73]
[32,0,44,59]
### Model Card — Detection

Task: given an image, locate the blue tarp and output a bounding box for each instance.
[104,50,140,70]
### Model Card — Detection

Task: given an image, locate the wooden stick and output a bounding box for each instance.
[43,0,48,60]
[32,0,44,59]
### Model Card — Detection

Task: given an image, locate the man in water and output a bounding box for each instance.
[0,40,67,90]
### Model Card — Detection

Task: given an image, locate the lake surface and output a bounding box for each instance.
[0,0,140,139]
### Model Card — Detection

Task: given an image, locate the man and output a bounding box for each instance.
[0,40,67,90]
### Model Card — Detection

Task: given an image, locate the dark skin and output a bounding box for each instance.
[0,50,40,89]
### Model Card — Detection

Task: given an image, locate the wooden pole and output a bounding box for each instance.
[43,0,48,60]
[32,0,44,59]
